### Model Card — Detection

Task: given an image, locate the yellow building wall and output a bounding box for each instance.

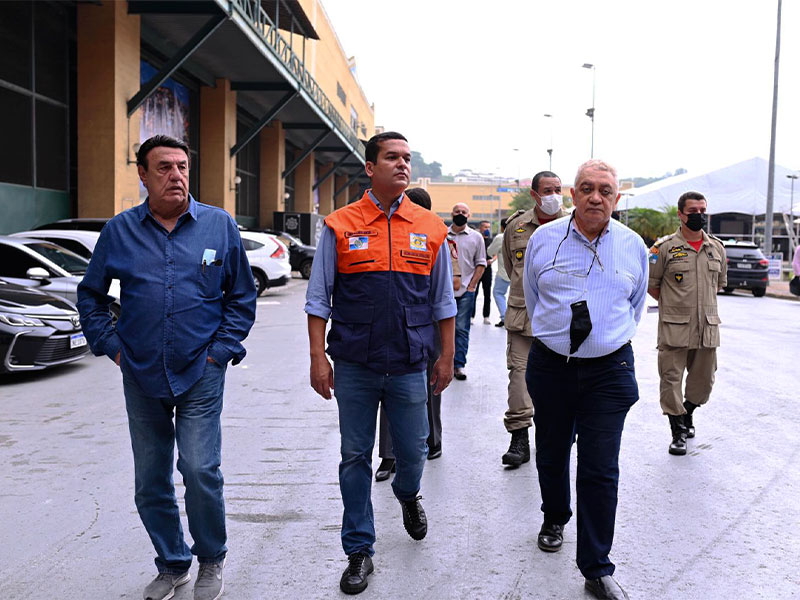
[292,0,374,141]
[409,179,517,222]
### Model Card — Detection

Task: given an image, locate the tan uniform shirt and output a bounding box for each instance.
[648,229,727,349]
[502,206,568,336]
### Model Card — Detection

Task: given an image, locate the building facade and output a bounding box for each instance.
[0,0,374,235]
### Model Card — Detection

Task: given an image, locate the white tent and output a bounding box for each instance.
[621,157,800,215]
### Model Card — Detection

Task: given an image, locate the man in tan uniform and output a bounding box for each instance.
[647,191,727,456]
[500,171,568,467]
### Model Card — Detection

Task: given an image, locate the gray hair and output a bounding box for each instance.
[574,159,618,187]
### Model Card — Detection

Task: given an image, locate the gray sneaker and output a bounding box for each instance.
[143,571,190,600]
[194,560,224,600]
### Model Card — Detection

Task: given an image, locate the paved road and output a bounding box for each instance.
[1,279,798,599]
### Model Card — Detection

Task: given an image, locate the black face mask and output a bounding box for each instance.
[569,300,593,354]
[452,214,468,227]
[685,212,707,232]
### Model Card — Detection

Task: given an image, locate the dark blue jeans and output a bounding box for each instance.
[525,341,638,579]
[454,291,475,369]
[122,360,228,574]
[333,360,429,556]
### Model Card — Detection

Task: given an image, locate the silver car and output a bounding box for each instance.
[0,236,120,317]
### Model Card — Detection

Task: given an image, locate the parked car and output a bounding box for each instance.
[0,236,121,316]
[0,279,89,373]
[33,218,109,232]
[9,229,100,260]
[722,241,769,297]
[238,231,291,296]
[259,229,316,279]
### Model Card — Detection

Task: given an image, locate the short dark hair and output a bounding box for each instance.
[678,191,706,213]
[479,220,491,227]
[365,131,407,163]
[405,187,431,210]
[500,218,508,230]
[531,170,559,194]
[137,135,190,170]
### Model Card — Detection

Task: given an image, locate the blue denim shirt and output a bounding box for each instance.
[77,197,257,397]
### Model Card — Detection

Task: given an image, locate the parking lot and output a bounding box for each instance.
[1,279,799,599]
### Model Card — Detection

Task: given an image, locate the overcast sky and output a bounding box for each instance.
[321,0,799,183]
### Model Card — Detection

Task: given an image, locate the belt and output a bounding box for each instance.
[531,337,630,364]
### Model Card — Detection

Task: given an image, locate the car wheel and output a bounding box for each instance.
[722,287,734,294]
[752,287,766,297]
[252,269,267,296]
[300,259,313,279]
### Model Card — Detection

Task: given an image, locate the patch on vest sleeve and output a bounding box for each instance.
[349,236,369,250]
[410,233,428,251]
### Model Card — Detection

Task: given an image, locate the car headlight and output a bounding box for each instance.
[0,313,46,327]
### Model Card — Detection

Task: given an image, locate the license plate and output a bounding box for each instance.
[738,263,752,269]
[70,333,87,349]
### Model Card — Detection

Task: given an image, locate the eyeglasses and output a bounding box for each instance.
[551,215,604,278]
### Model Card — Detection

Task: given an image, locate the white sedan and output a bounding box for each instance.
[239,230,291,296]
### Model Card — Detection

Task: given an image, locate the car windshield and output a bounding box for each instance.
[24,242,90,275]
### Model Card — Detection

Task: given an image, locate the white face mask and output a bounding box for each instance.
[538,193,562,215]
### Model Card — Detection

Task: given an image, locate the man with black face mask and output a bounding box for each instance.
[647,191,727,456]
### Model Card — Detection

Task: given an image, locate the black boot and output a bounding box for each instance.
[683,401,699,438]
[668,415,687,455]
[502,428,530,467]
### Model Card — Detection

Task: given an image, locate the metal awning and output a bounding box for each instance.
[127,0,366,174]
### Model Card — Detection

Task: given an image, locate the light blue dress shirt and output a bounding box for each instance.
[523,215,648,358]
[304,191,456,322]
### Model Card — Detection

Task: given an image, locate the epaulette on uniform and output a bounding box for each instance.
[652,233,675,248]
[505,209,527,228]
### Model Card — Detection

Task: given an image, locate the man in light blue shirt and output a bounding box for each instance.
[523,159,647,600]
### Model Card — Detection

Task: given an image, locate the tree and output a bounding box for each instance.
[410,151,442,180]
[509,187,533,212]
[625,206,680,246]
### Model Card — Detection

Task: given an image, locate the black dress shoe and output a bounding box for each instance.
[585,575,629,600]
[375,458,395,482]
[537,521,564,552]
[400,496,427,540]
[340,552,374,595]
[427,445,442,460]
[453,368,467,380]
[495,320,504,327]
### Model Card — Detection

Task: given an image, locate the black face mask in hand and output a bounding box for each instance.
[685,212,707,232]
[569,300,592,354]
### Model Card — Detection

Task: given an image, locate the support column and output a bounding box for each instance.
[259,121,285,228]
[317,162,335,215]
[293,152,315,213]
[199,78,236,216]
[77,1,141,217]
[334,174,349,209]
[349,183,361,205]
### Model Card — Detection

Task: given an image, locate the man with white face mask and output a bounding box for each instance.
[500,172,568,467]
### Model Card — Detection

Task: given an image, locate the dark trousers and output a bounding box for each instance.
[525,340,638,579]
[472,264,493,319]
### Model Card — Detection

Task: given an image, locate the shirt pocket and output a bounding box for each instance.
[702,313,721,347]
[659,313,691,347]
[404,304,434,364]
[197,263,224,299]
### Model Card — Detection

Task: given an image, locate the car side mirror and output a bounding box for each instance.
[26,267,51,281]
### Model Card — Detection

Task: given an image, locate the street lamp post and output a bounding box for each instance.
[543,114,553,170]
[788,174,798,248]
[582,63,596,158]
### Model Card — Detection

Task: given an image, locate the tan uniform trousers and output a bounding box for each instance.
[658,347,717,415]
[505,331,533,431]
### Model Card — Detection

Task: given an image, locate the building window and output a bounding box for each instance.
[0,2,71,191]
[336,82,346,105]
[235,117,260,222]
[350,106,358,132]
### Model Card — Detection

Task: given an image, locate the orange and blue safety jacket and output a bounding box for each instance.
[304,191,456,374]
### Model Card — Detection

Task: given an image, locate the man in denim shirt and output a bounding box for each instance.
[78,135,256,600]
